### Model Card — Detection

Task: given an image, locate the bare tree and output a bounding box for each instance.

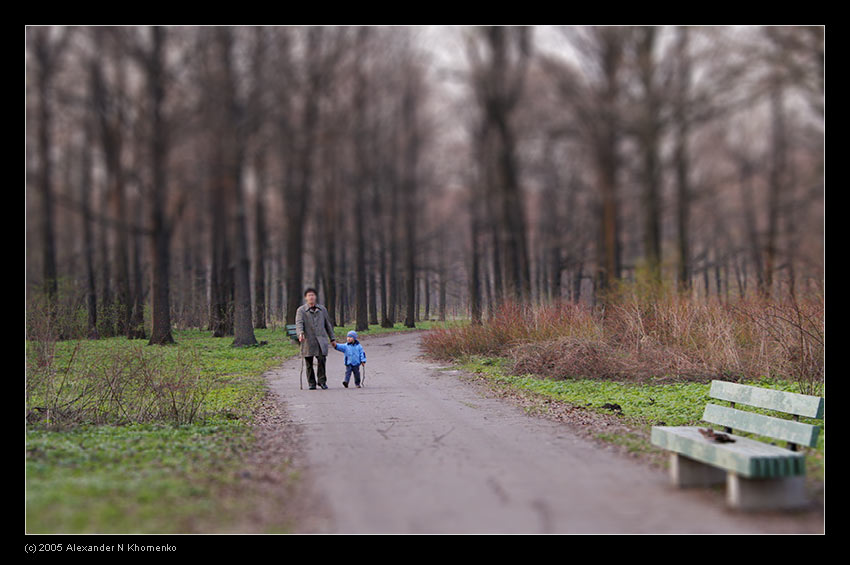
[30,27,71,311]
[141,26,175,345]
[353,27,370,332]
[466,26,533,303]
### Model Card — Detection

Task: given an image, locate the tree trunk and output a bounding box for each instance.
[738,158,765,295]
[34,29,58,307]
[285,28,323,326]
[128,186,146,339]
[764,78,787,298]
[674,26,692,292]
[90,32,132,336]
[80,118,98,339]
[402,73,418,329]
[383,160,398,328]
[637,26,662,284]
[470,210,483,325]
[254,152,268,329]
[438,230,447,321]
[353,28,370,333]
[147,26,174,346]
[595,30,623,299]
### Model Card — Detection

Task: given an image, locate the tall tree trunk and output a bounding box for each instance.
[210,138,233,337]
[34,28,59,308]
[368,249,379,326]
[594,30,623,299]
[383,163,398,328]
[254,152,268,329]
[251,28,268,330]
[402,72,419,329]
[80,118,98,339]
[469,209,483,325]
[424,266,430,321]
[91,31,132,335]
[494,111,530,301]
[438,229,447,321]
[212,28,258,349]
[764,78,786,298]
[128,186,146,339]
[738,158,765,295]
[353,28,370,332]
[98,182,113,336]
[232,156,257,347]
[674,26,692,292]
[285,28,323,326]
[637,26,662,284]
[147,26,175,346]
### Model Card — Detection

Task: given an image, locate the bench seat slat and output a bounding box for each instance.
[651,426,806,478]
[701,404,821,448]
[709,380,824,418]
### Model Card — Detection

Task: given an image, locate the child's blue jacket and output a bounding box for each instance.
[333,340,366,366]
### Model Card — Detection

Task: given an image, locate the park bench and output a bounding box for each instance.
[651,380,823,511]
[285,324,299,342]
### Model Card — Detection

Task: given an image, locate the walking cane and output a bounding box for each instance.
[361,363,366,387]
[299,355,304,390]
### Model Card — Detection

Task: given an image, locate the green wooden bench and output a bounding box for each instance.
[285,324,299,342]
[651,380,823,511]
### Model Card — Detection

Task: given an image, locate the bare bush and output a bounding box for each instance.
[26,280,89,343]
[422,288,824,387]
[26,342,216,428]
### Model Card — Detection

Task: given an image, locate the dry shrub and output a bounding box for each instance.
[508,337,629,380]
[26,343,214,428]
[731,292,824,395]
[26,280,90,343]
[421,301,603,360]
[422,286,824,390]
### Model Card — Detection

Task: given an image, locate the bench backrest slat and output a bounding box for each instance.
[702,404,821,447]
[709,380,824,419]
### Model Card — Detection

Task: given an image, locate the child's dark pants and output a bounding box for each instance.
[344,364,361,386]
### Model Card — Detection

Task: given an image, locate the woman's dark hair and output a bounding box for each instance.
[304,287,318,297]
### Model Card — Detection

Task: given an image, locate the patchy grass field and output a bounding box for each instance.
[25,328,297,533]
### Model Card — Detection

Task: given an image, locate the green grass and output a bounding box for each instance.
[26,423,256,533]
[26,323,430,533]
[26,328,298,533]
[458,355,824,482]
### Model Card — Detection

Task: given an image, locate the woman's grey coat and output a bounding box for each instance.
[295,303,335,357]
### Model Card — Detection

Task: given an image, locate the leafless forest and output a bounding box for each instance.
[25,26,824,345]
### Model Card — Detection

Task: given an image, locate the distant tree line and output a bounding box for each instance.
[25,26,824,342]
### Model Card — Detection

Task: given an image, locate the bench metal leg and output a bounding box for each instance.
[669,453,726,488]
[726,473,809,511]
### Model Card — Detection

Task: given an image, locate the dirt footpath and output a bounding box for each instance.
[264,330,823,534]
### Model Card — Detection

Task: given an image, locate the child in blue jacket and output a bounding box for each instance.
[332,330,367,388]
